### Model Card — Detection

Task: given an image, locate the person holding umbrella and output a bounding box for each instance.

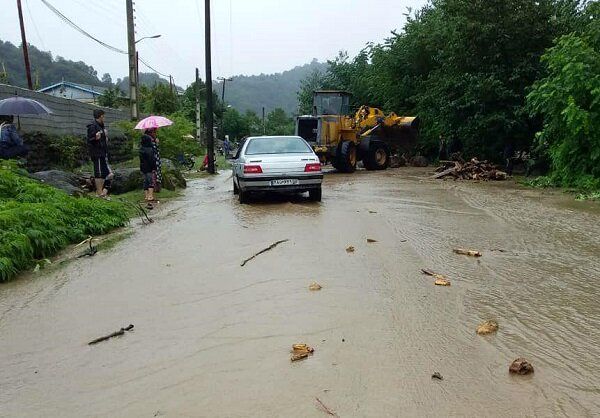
[87,109,110,198]
[0,115,28,159]
[0,96,52,161]
[135,115,173,197]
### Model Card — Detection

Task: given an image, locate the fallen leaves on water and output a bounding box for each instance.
[367,238,378,243]
[476,320,499,335]
[431,372,444,380]
[346,246,355,253]
[509,358,534,375]
[453,248,482,257]
[309,282,322,291]
[435,278,451,286]
[421,268,451,285]
[291,343,314,362]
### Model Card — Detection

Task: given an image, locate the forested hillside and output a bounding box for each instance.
[298,0,599,190]
[0,40,171,91]
[222,59,328,115]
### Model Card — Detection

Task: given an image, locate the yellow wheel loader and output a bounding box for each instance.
[295,90,419,172]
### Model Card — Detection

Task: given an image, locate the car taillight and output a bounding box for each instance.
[304,163,321,172]
[244,164,263,174]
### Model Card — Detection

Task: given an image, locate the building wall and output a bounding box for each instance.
[0,84,130,136]
[42,85,100,102]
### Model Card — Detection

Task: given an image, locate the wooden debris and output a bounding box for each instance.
[367,238,378,243]
[346,246,355,253]
[432,158,507,181]
[453,248,482,257]
[435,278,451,286]
[315,397,338,417]
[431,372,444,380]
[476,320,499,335]
[291,343,314,362]
[88,324,134,345]
[509,358,534,375]
[240,239,289,267]
[309,282,322,291]
[421,269,450,281]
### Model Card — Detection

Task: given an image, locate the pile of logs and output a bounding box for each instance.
[432,158,507,181]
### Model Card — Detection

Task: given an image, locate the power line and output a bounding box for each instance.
[138,56,169,78]
[40,0,128,54]
[25,0,46,51]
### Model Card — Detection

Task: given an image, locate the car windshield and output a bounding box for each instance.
[245,137,312,155]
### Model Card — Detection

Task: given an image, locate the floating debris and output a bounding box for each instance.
[315,397,338,417]
[88,324,134,345]
[434,278,451,286]
[291,343,314,362]
[433,158,507,181]
[421,269,451,283]
[368,210,377,214]
[346,246,355,253]
[509,358,534,375]
[367,238,378,243]
[431,372,444,380]
[476,320,499,335]
[309,282,322,291]
[240,239,289,267]
[453,248,482,257]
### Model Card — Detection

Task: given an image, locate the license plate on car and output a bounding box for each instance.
[270,179,299,186]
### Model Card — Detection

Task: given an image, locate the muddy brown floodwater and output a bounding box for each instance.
[1,168,599,417]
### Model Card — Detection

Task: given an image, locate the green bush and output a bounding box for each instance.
[0,163,129,281]
[117,113,201,161]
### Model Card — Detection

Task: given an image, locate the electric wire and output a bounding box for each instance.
[25,0,46,51]
[40,0,128,54]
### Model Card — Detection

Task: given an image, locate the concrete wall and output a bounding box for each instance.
[0,84,130,136]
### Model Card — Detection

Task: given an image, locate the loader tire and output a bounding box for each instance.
[364,141,390,171]
[336,141,357,173]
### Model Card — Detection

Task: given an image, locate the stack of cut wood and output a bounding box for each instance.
[432,158,507,181]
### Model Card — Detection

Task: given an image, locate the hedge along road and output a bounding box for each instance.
[0,168,599,417]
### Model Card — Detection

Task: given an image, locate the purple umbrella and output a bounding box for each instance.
[0,97,53,115]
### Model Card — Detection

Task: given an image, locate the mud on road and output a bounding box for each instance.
[1,168,599,417]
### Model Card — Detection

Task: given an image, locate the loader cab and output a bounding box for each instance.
[313,90,351,116]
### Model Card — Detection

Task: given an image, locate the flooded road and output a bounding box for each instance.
[1,168,599,417]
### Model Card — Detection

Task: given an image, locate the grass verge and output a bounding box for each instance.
[0,162,130,282]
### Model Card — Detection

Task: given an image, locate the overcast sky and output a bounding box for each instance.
[4,0,427,87]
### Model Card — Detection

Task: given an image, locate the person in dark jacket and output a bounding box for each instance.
[0,115,29,159]
[139,132,157,203]
[86,109,110,198]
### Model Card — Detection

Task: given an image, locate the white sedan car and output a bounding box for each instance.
[232,136,323,203]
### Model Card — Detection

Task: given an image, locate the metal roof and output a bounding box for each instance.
[38,81,107,95]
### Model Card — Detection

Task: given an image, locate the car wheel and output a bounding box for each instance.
[309,187,322,202]
[233,176,239,195]
[239,189,249,204]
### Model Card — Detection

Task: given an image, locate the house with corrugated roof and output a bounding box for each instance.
[38,81,107,103]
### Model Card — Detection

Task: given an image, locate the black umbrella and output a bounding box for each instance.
[0,97,53,116]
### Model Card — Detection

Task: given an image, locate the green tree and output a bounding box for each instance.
[139,83,179,115]
[297,69,328,115]
[527,3,600,189]
[222,107,249,141]
[98,85,124,108]
[265,108,294,136]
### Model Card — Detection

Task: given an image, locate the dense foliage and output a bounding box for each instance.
[527,3,600,189]
[0,163,129,281]
[297,0,595,174]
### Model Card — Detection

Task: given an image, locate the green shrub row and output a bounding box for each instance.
[0,163,129,281]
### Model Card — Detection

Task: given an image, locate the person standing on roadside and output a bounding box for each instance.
[145,128,162,192]
[139,131,157,206]
[0,115,29,160]
[87,109,110,198]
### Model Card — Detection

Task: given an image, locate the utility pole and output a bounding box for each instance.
[217,77,233,103]
[205,0,215,174]
[262,106,266,135]
[169,75,174,94]
[195,68,203,145]
[126,0,138,120]
[16,0,33,90]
